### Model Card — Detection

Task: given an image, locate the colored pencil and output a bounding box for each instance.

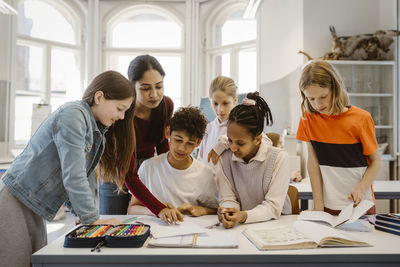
[109,226,123,236]
[121,225,133,236]
[128,225,137,235]
[116,225,130,236]
[88,225,106,238]
[132,225,142,235]
[91,225,111,238]
[135,225,144,235]
[82,225,101,238]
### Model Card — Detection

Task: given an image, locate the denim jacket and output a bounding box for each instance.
[3,100,107,224]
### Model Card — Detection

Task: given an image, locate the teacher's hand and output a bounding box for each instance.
[158,203,184,224]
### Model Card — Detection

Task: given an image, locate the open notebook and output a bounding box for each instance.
[148,231,239,248]
[243,220,370,250]
[297,200,374,228]
[135,216,212,239]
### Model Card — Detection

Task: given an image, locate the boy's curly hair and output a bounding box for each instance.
[169,106,207,139]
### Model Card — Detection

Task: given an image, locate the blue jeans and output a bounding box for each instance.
[98,158,147,215]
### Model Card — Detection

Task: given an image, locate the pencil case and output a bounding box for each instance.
[63,223,150,249]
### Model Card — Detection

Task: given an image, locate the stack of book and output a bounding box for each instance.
[375,214,400,236]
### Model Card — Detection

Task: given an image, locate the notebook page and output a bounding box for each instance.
[298,210,336,226]
[150,221,209,238]
[297,203,354,227]
[346,200,374,224]
[292,220,352,244]
[335,202,354,226]
[195,232,239,248]
[244,226,314,248]
[148,236,192,247]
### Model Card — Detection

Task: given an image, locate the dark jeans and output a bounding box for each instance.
[98,158,147,215]
[98,182,131,215]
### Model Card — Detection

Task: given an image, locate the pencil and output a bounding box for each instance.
[88,226,103,238]
[122,225,134,236]
[192,233,198,248]
[136,225,145,235]
[91,225,111,238]
[128,225,137,236]
[132,225,142,235]
[116,225,130,236]
[109,227,121,236]
[82,225,101,238]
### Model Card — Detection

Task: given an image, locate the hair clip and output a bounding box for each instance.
[242,98,256,106]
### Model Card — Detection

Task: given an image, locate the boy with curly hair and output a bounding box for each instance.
[127,106,218,217]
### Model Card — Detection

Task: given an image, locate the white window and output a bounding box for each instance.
[104,6,184,108]
[15,0,83,145]
[206,3,257,94]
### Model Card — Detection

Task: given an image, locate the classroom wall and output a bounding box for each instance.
[259,0,397,135]
[258,0,304,84]
[303,0,396,60]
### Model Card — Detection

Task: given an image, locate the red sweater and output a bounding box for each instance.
[125,96,174,216]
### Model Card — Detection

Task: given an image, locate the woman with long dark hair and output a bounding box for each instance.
[99,55,182,223]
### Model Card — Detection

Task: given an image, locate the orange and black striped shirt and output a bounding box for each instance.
[296,106,378,214]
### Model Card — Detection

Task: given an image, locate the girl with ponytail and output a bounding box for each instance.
[215,92,292,229]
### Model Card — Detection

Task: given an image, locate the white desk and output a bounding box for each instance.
[32,215,400,266]
[293,180,400,210]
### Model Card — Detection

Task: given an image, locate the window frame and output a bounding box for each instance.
[13,0,84,147]
[103,3,185,107]
[204,0,257,96]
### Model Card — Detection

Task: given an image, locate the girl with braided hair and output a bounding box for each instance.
[215,92,292,229]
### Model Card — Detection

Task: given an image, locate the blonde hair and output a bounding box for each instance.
[299,60,349,117]
[209,76,237,98]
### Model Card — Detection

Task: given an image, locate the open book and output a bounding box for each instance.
[297,200,374,227]
[243,220,370,250]
[148,231,238,248]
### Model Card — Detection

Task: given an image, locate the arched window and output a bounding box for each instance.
[15,0,83,144]
[206,2,257,94]
[104,5,184,108]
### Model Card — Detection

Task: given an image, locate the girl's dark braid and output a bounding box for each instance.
[228,91,273,136]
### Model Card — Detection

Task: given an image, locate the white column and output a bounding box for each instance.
[185,0,201,106]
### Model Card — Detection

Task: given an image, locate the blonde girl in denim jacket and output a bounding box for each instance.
[0,70,176,267]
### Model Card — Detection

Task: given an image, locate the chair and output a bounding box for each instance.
[199,97,216,122]
[238,93,246,104]
[288,184,300,215]
[199,93,248,123]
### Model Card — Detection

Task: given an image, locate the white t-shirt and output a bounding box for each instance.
[198,118,227,164]
[138,152,218,209]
